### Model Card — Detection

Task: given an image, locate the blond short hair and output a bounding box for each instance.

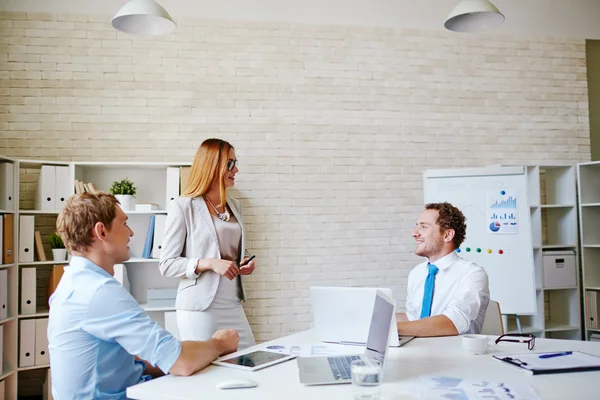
[56,192,119,253]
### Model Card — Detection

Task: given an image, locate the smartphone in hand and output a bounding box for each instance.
[240,255,256,267]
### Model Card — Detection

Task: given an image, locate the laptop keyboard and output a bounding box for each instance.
[327,355,362,380]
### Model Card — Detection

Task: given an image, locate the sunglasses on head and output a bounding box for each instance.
[227,159,238,171]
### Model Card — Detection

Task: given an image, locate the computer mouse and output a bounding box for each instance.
[216,378,259,390]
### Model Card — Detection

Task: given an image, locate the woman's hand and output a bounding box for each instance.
[198,259,239,280]
[239,257,255,275]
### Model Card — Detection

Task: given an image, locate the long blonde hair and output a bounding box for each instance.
[183,138,234,207]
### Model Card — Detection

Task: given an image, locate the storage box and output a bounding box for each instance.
[543,250,577,289]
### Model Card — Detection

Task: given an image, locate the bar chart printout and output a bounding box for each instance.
[486,190,519,235]
[416,376,541,400]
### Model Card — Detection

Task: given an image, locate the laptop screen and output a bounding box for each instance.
[364,294,394,363]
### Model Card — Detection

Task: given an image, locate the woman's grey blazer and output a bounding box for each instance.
[159,196,247,311]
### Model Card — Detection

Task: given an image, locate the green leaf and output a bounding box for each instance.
[109,177,137,196]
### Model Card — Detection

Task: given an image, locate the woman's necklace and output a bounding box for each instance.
[204,196,230,222]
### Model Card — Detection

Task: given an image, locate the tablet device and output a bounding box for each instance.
[212,349,297,372]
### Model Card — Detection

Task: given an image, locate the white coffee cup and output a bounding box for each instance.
[462,334,490,355]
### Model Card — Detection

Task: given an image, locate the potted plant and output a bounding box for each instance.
[109,177,137,211]
[49,232,67,261]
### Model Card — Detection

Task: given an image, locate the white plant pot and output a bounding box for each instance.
[52,248,68,262]
[115,194,135,211]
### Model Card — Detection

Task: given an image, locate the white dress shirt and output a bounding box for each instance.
[405,251,490,334]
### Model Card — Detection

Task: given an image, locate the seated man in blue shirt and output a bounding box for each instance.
[49,192,240,399]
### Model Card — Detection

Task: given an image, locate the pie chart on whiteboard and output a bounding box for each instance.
[489,221,501,232]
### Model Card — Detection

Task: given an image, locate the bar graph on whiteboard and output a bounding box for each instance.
[486,190,519,234]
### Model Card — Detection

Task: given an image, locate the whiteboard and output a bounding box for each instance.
[423,166,537,315]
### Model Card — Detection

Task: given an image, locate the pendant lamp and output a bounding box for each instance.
[444,0,505,32]
[111,0,176,36]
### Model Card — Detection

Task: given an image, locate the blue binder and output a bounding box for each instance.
[142,215,155,259]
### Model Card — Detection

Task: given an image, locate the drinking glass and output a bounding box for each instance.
[351,359,382,400]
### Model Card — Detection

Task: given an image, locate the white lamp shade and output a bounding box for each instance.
[445,0,505,32]
[111,0,176,36]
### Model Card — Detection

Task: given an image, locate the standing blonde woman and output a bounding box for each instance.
[159,138,256,349]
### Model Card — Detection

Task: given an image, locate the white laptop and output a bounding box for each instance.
[297,290,394,385]
[310,286,415,347]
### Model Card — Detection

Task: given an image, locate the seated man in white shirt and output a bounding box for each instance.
[397,202,490,336]
[49,192,240,399]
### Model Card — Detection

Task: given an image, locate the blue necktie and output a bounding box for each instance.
[420,263,439,319]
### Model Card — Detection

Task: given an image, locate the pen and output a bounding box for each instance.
[240,255,255,267]
[538,351,573,359]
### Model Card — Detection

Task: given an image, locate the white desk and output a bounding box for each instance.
[127,330,600,400]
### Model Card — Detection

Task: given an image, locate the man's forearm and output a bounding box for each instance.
[397,314,459,337]
[143,361,165,378]
[396,312,408,322]
[169,339,223,376]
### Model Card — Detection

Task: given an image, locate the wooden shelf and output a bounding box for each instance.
[18,210,59,215]
[0,316,16,326]
[541,244,577,249]
[18,159,70,168]
[0,365,15,381]
[140,303,176,312]
[125,210,167,215]
[0,209,15,214]
[581,203,600,207]
[543,286,578,291]
[544,323,580,332]
[18,308,49,319]
[126,257,159,264]
[541,204,576,208]
[18,260,69,266]
[506,327,544,334]
[18,364,50,372]
[0,263,14,269]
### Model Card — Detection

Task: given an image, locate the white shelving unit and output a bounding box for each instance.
[508,165,581,340]
[578,161,600,341]
[9,158,191,398]
[0,156,17,399]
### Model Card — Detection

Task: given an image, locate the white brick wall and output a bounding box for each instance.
[0,11,591,341]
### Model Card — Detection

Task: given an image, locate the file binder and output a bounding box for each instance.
[0,215,2,265]
[34,231,47,262]
[19,216,35,263]
[47,265,64,308]
[35,318,49,365]
[35,165,56,211]
[494,351,600,375]
[0,325,3,373]
[141,215,155,259]
[21,267,37,314]
[3,214,14,264]
[113,264,130,293]
[55,166,71,211]
[0,162,14,210]
[19,319,35,367]
[0,269,7,320]
[166,167,180,206]
[43,369,54,400]
[165,311,180,340]
[180,167,191,195]
[0,379,5,400]
[152,215,166,258]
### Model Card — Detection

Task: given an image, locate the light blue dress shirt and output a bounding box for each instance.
[48,256,182,400]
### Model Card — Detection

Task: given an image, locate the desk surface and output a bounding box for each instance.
[127,330,600,400]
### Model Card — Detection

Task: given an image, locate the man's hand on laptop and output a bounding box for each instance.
[212,329,240,356]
